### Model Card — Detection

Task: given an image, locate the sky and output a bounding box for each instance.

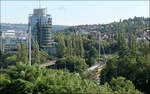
[1,1,149,26]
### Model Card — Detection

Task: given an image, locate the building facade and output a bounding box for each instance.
[29,8,54,50]
[0,30,27,52]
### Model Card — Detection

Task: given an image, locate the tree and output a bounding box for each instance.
[106,77,142,94]
[65,35,73,56]
[86,46,98,66]
[0,62,144,94]
[56,34,66,58]
[100,34,150,93]
[115,32,129,58]
[139,39,150,56]
[0,52,17,68]
[78,35,85,57]
[0,62,109,94]
[128,33,139,56]
[56,56,88,73]
[71,34,85,57]
[32,41,40,64]
[17,41,28,64]
[3,79,33,94]
[40,50,50,63]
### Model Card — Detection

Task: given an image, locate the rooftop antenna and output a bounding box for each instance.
[46,0,47,14]
[39,0,41,8]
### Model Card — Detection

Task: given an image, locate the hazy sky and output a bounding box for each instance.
[1,1,149,25]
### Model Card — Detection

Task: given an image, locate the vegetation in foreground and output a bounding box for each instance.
[0,62,142,94]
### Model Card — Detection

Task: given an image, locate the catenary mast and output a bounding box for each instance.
[28,19,32,66]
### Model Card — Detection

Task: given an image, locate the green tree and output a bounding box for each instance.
[100,34,150,93]
[128,33,139,56]
[56,34,66,58]
[0,62,108,94]
[17,41,28,64]
[72,34,85,57]
[0,62,144,94]
[107,77,142,94]
[139,39,150,56]
[40,50,50,63]
[56,56,88,73]
[0,52,17,68]
[87,46,98,66]
[66,35,73,56]
[79,35,85,57]
[32,41,40,64]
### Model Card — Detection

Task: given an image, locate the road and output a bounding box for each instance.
[40,60,105,73]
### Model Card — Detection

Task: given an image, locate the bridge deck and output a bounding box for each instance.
[40,60,56,67]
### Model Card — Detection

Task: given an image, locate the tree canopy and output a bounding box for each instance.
[0,62,142,94]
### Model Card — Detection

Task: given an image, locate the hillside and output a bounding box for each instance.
[1,17,149,33]
[66,17,150,33]
[0,23,70,32]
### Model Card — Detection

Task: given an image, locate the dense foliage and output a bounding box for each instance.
[100,33,150,94]
[0,41,50,68]
[56,56,88,73]
[67,17,149,34]
[0,62,142,94]
[55,33,99,68]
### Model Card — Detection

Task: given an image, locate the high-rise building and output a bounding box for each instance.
[29,8,54,50]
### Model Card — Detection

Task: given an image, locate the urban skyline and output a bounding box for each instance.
[0,1,150,94]
[1,1,149,25]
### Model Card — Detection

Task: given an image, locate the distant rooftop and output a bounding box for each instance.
[1,30,16,37]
